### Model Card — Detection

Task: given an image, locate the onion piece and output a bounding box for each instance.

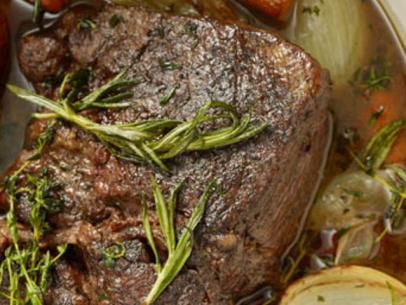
[334,222,377,265]
[280,266,406,305]
[290,0,370,86]
[308,171,391,231]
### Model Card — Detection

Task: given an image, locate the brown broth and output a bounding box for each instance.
[278,0,406,288]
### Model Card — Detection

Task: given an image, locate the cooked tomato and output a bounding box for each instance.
[40,0,67,13]
[0,12,9,83]
[239,0,294,21]
[28,0,67,13]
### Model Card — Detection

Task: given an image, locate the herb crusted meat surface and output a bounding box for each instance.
[2,4,329,305]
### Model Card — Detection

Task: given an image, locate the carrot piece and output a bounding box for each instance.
[239,0,294,21]
[360,76,406,165]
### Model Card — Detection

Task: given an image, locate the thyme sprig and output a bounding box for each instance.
[354,119,406,241]
[350,56,392,97]
[142,178,216,305]
[0,128,66,305]
[8,76,268,172]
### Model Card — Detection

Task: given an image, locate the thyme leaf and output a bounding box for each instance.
[302,6,320,16]
[8,77,269,172]
[1,168,67,304]
[77,18,97,30]
[158,59,182,71]
[102,243,126,268]
[142,179,216,305]
[109,15,124,28]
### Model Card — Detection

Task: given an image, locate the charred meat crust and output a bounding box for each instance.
[2,4,330,305]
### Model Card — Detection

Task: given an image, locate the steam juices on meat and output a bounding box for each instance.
[1,3,330,305]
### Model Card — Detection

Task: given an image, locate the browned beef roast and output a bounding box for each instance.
[0,4,330,305]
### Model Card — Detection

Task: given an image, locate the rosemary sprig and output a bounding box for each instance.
[142,178,216,305]
[361,119,406,175]
[8,77,268,172]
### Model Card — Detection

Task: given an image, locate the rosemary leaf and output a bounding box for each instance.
[73,72,139,110]
[151,177,174,252]
[159,87,177,106]
[143,180,216,305]
[143,197,162,272]
[361,119,406,174]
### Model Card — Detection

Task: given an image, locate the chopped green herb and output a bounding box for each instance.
[78,18,97,30]
[158,59,182,71]
[154,25,166,38]
[184,22,198,36]
[317,295,326,302]
[142,179,216,305]
[159,87,177,106]
[302,6,320,16]
[368,106,385,127]
[350,56,392,96]
[103,243,126,268]
[109,15,124,28]
[184,22,199,49]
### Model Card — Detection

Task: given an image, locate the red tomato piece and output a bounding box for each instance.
[41,0,67,13]
[239,0,294,21]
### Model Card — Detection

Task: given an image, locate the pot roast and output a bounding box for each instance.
[0,4,330,305]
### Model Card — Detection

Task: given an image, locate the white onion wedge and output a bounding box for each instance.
[280,266,406,305]
[291,0,370,86]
